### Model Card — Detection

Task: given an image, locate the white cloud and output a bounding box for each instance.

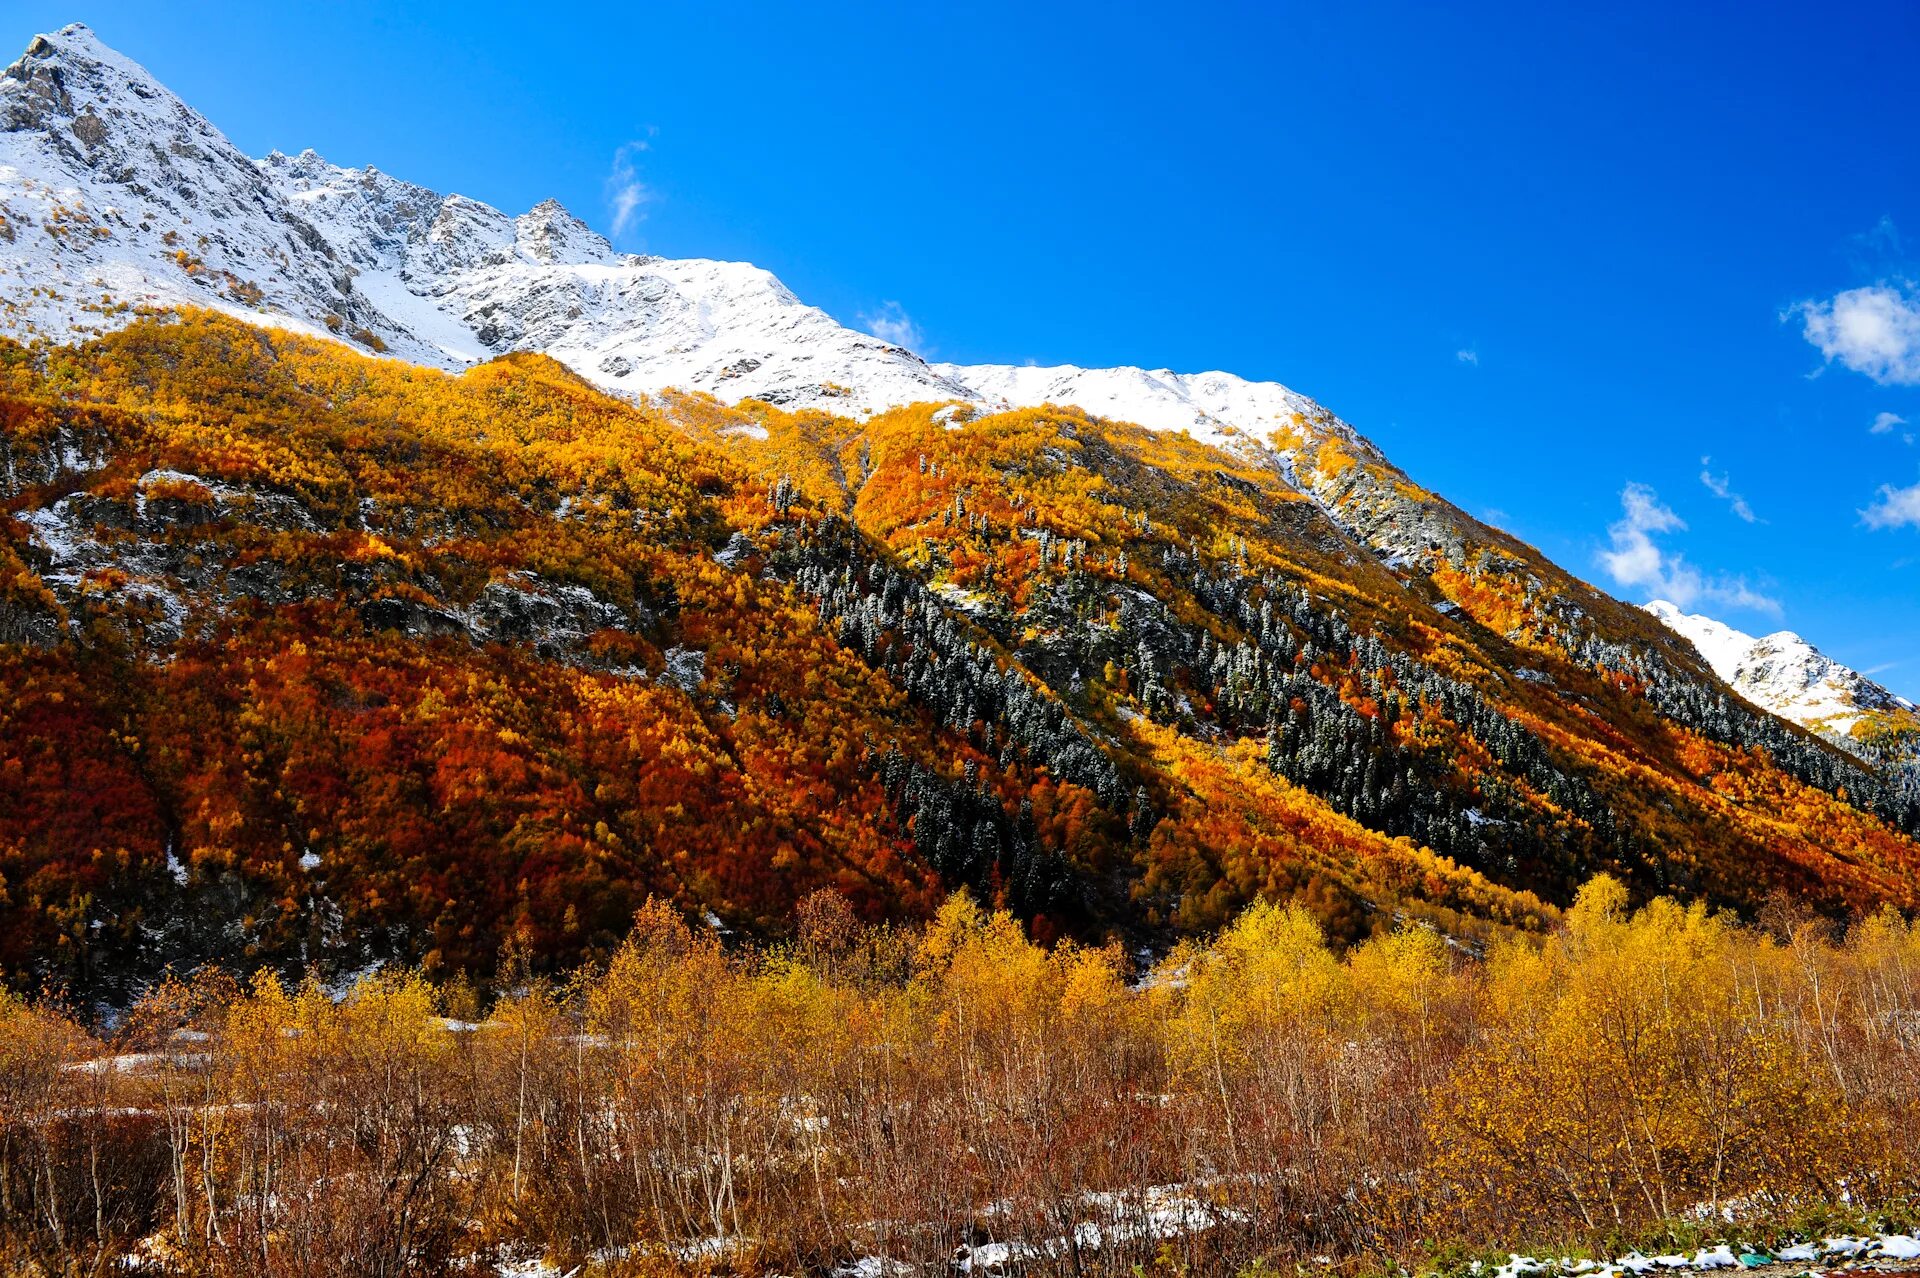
[1862,479,1920,530]
[1455,348,1479,366]
[604,141,654,240]
[1792,284,1920,385]
[1698,456,1757,522]
[1871,411,1915,444]
[860,301,924,351]
[1600,482,1781,615]
[1601,483,1685,586]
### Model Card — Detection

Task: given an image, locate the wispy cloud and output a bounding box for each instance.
[1849,215,1906,271]
[1862,479,1920,530]
[1790,282,1920,385]
[1698,456,1757,522]
[1455,348,1479,366]
[1600,482,1781,615]
[604,140,654,240]
[1872,411,1915,444]
[860,301,924,352]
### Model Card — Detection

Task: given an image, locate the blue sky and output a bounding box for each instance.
[14,1,1920,695]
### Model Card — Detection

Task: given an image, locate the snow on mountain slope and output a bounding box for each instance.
[935,363,1352,456]
[0,24,382,349]
[1,25,1374,460]
[0,25,975,414]
[259,148,982,413]
[1644,600,1915,737]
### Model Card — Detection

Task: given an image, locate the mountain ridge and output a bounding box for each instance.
[0,25,1675,650]
[3,26,1382,454]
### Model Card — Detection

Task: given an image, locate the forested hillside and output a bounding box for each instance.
[2,314,1917,997]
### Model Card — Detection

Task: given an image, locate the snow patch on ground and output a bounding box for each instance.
[661,646,706,692]
[1482,1233,1920,1278]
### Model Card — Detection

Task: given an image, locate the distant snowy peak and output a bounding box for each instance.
[260,152,617,274]
[1644,600,1915,738]
[1641,602,1757,685]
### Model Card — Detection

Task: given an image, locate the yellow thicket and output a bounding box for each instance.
[0,881,1915,1276]
[1433,879,1876,1239]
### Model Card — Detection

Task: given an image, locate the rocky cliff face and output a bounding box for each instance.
[0,25,383,342]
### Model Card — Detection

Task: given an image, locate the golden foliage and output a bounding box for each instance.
[0,885,1915,1274]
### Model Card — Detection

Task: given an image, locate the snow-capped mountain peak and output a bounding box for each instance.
[1644,600,1914,738]
[1,24,1370,448]
[513,197,618,266]
[7,23,207,147]
[0,23,392,348]
[1,23,993,410]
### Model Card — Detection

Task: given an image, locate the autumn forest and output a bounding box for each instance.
[3,314,1920,1273]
